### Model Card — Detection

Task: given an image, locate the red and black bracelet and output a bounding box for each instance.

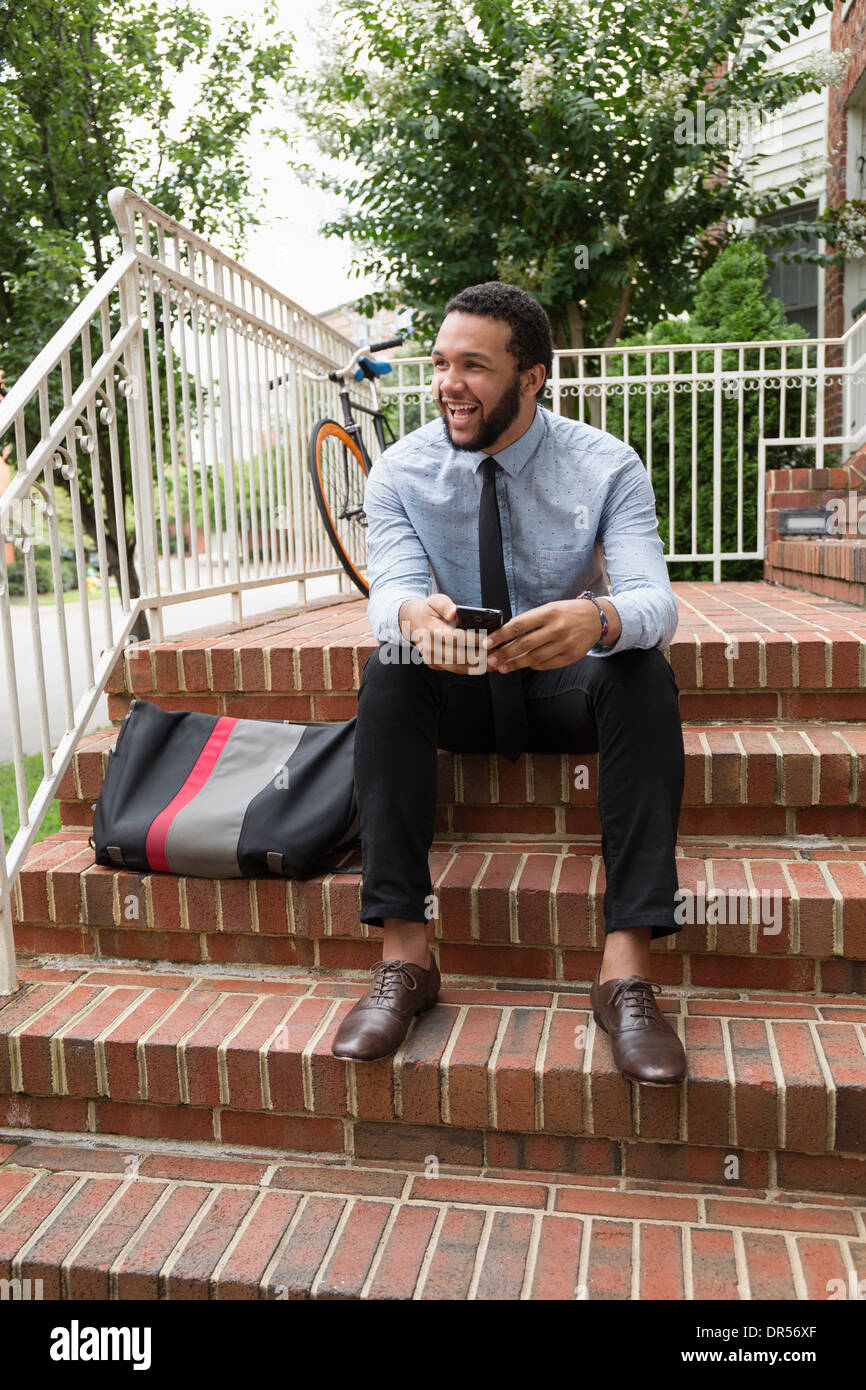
[579,590,608,643]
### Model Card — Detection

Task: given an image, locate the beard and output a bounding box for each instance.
[438,373,524,452]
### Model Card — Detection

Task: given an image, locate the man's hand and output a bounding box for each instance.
[484,598,622,672]
[397,594,487,673]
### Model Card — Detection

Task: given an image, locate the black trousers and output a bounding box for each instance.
[354,644,685,939]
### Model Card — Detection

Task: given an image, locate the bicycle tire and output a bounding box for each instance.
[308,418,371,597]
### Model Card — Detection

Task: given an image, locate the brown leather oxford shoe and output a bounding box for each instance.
[590,969,686,1086]
[331,956,441,1062]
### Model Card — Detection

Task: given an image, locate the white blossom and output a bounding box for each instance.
[413,0,471,62]
[795,47,851,89]
[635,66,700,119]
[511,54,557,112]
[830,203,866,259]
[422,23,470,62]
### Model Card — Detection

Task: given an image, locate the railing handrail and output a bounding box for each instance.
[0,251,138,428]
[385,355,862,378]
[387,324,866,363]
[108,186,357,345]
[131,249,343,368]
[839,308,866,347]
[0,318,140,514]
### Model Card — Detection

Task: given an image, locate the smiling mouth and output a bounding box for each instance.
[443,401,480,424]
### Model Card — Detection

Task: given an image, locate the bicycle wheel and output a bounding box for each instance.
[308,419,370,597]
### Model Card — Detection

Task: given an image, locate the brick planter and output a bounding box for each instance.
[764,456,866,605]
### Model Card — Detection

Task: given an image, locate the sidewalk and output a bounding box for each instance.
[0,571,343,760]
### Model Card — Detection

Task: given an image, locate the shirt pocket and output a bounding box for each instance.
[535,545,579,604]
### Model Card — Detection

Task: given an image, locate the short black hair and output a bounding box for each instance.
[443,282,553,400]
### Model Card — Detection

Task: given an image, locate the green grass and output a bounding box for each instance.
[1,753,62,850]
[10,581,121,607]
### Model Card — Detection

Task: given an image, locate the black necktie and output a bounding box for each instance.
[478,456,529,762]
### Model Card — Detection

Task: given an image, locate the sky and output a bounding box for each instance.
[181,0,375,316]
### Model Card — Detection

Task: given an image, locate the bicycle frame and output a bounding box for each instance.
[337,382,397,471]
[305,335,404,594]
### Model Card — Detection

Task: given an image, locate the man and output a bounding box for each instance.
[332,281,687,1086]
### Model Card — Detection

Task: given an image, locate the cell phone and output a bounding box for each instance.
[454,605,504,633]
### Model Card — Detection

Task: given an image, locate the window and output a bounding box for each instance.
[759,202,820,338]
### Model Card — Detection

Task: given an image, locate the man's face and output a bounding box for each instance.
[431,311,529,452]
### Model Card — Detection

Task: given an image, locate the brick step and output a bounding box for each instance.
[0,1135,863,1300]
[12,831,866,989]
[56,722,866,841]
[1,964,866,1214]
[104,583,866,724]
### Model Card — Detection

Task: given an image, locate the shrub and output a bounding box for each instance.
[5,552,79,596]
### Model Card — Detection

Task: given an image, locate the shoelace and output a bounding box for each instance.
[607,976,662,1023]
[367,959,419,1006]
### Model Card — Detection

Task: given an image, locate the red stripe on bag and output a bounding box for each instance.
[145,716,237,872]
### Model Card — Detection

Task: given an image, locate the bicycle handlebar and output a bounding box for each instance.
[368,336,404,353]
[302,333,405,383]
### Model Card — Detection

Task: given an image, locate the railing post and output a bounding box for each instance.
[756,438,766,563]
[815,339,825,472]
[712,346,723,583]
[842,321,851,451]
[213,260,243,626]
[111,192,163,642]
[0,804,16,995]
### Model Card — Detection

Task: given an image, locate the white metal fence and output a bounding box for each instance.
[0,187,376,993]
[382,322,866,578]
[2,186,866,994]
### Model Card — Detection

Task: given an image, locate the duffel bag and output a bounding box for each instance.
[90,698,358,878]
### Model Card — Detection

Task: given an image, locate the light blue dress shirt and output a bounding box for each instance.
[363,404,679,658]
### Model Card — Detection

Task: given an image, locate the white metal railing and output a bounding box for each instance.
[383,323,866,579]
[0,187,379,993]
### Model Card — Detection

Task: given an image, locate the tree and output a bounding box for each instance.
[0,0,293,634]
[292,0,839,353]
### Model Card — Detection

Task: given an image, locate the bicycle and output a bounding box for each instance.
[305,334,404,596]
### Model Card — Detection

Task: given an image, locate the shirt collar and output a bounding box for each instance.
[466,404,547,477]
